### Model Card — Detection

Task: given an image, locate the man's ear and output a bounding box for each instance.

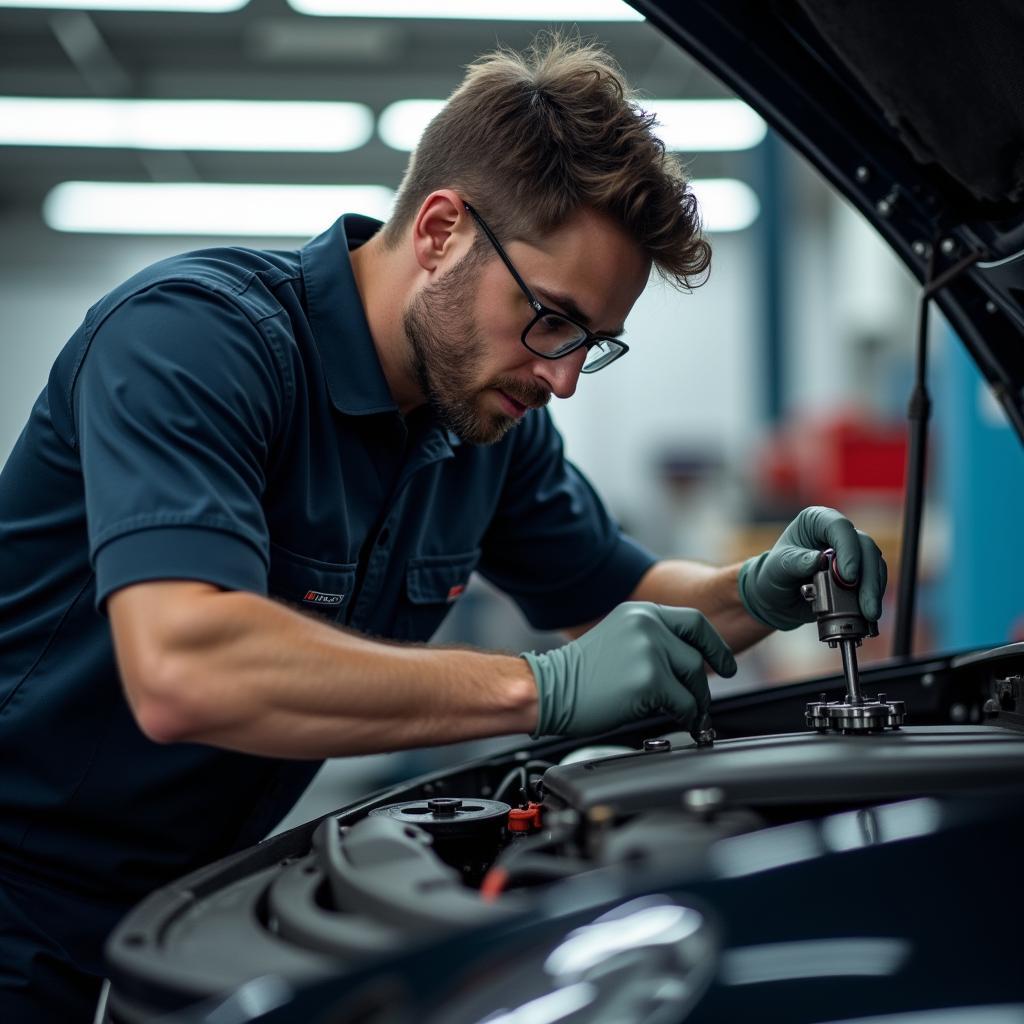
[411,190,472,272]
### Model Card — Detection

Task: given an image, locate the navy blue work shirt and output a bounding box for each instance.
[0,214,655,907]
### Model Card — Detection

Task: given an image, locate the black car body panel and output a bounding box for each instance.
[104,647,1024,1023]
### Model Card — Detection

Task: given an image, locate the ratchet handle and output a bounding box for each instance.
[803,549,878,644]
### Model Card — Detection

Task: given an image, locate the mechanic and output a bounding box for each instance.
[0,35,886,1021]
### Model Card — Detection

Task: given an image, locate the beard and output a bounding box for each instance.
[402,250,550,445]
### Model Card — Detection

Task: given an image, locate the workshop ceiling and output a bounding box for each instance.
[0,1,736,217]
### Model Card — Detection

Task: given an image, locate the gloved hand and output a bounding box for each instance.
[738,506,887,631]
[522,602,737,739]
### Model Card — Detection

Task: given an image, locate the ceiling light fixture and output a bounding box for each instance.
[378,98,765,153]
[646,99,767,152]
[42,178,754,237]
[43,182,395,236]
[0,97,373,152]
[0,0,247,10]
[288,0,642,20]
[691,178,760,232]
[377,99,444,152]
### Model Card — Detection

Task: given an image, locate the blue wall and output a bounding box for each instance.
[934,325,1024,648]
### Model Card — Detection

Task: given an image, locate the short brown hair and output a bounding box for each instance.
[380,33,711,290]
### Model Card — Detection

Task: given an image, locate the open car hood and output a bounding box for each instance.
[638,0,1024,436]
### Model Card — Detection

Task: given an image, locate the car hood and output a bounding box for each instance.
[638,0,1024,435]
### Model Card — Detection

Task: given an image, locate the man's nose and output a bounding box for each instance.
[531,348,586,399]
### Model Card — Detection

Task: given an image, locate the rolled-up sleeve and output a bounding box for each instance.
[72,280,286,610]
[479,409,656,630]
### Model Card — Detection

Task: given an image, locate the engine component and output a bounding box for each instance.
[507,802,543,834]
[598,808,763,875]
[806,693,906,733]
[802,547,904,732]
[540,726,1024,819]
[369,798,510,883]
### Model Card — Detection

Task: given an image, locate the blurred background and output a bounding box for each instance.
[2,0,1022,826]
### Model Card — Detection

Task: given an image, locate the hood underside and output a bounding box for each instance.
[800,0,1024,208]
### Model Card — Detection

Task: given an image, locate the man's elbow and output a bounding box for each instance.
[124,657,207,745]
[109,581,231,745]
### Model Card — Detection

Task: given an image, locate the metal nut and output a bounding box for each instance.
[642,738,671,753]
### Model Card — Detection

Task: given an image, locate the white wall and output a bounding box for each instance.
[550,230,758,561]
[0,214,309,463]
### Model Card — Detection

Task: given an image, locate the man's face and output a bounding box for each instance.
[403,205,650,445]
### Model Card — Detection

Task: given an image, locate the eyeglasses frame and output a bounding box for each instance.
[462,201,629,373]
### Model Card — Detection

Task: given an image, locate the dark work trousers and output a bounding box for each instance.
[0,869,125,1023]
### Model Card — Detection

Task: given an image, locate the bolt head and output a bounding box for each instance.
[643,738,671,753]
[855,165,870,182]
[427,798,463,816]
[940,237,957,255]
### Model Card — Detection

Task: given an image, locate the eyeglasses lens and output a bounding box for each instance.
[524,314,623,373]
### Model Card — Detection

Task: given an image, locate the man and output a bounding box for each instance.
[0,35,886,1020]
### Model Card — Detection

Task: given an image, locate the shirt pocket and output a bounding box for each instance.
[399,548,481,641]
[267,543,357,624]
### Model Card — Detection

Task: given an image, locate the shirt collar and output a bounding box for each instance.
[300,213,398,416]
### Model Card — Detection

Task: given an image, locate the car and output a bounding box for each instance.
[99,2,1024,1022]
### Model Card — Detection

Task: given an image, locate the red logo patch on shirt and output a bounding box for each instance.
[303,590,343,606]
[446,583,466,602]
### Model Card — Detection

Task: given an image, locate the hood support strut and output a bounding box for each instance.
[893,247,983,657]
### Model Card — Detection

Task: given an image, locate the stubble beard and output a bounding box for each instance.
[402,251,548,445]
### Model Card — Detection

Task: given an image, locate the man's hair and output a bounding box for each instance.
[380,33,711,290]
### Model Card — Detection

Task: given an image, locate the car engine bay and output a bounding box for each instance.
[103,641,1024,1024]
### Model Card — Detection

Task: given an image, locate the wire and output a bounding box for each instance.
[491,760,552,804]
[480,847,588,901]
[493,765,528,804]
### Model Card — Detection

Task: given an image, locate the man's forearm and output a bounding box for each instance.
[112,583,539,759]
[629,559,771,653]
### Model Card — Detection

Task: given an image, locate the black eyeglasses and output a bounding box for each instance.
[463,202,629,374]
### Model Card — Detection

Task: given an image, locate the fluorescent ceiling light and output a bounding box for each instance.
[690,178,760,232]
[289,0,642,20]
[43,182,395,236]
[378,98,765,153]
[42,177,753,237]
[377,99,445,151]
[0,97,373,152]
[646,99,767,151]
[0,0,246,10]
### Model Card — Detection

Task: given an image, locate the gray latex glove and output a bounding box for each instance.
[738,505,887,631]
[522,602,737,739]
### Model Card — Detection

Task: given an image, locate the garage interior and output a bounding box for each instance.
[2,1,1022,828]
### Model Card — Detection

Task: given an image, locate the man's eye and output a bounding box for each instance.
[538,315,579,340]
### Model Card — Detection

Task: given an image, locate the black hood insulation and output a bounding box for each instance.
[796,0,1024,205]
